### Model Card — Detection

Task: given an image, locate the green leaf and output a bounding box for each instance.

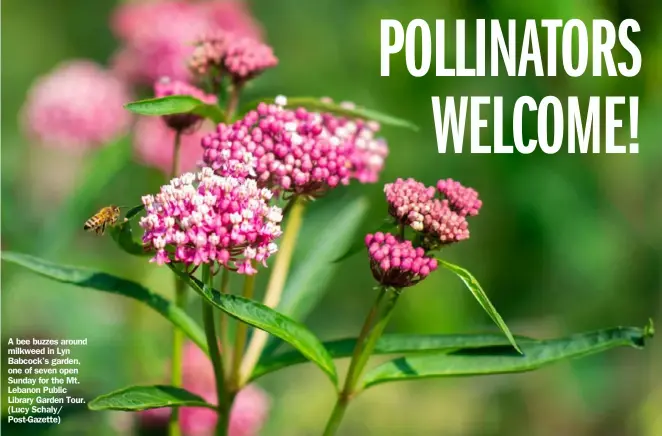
[251,333,535,381]
[172,270,338,386]
[125,96,224,123]
[88,385,214,411]
[108,221,149,257]
[333,219,398,263]
[240,97,418,131]
[361,324,654,389]
[439,260,521,354]
[1,252,207,354]
[124,204,145,221]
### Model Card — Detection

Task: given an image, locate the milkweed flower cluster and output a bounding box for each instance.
[139,167,282,274]
[154,77,217,132]
[366,232,438,288]
[384,177,481,249]
[202,101,388,198]
[111,1,263,84]
[141,343,270,436]
[21,60,131,150]
[190,31,278,84]
[133,117,213,174]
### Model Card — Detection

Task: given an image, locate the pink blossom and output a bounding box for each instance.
[202,101,386,198]
[223,37,278,83]
[133,116,211,174]
[384,178,472,249]
[436,178,482,217]
[141,343,270,436]
[139,167,282,273]
[365,232,438,288]
[21,60,131,150]
[111,1,263,84]
[154,77,218,132]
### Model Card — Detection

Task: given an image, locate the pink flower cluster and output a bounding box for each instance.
[384,177,481,248]
[436,178,482,217]
[133,117,213,175]
[139,167,282,274]
[154,77,218,132]
[202,101,388,198]
[141,343,270,436]
[365,232,438,288]
[111,1,263,85]
[190,31,278,84]
[21,60,131,151]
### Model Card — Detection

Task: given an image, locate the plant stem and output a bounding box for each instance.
[230,268,257,391]
[168,130,185,436]
[202,265,229,436]
[322,287,401,436]
[217,268,232,375]
[170,131,182,179]
[238,198,305,384]
[225,83,243,122]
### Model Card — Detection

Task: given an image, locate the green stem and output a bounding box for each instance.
[239,197,305,384]
[323,287,400,436]
[218,268,231,374]
[202,265,228,436]
[225,83,243,122]
[168,130,185,436]
[230,268,257,391]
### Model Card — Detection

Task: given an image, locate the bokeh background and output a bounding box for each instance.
[2,1,662,435]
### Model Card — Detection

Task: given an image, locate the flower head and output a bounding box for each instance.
[133,117,212,175]
[436,178,482,217]
[366,232,438,288]
[154,77,218,132]
[141,342,270,436]
[139,167,282,273]
[21,60,131,150]
[189,32,277,84]
[202,101,387,198]
[384,178,473,249]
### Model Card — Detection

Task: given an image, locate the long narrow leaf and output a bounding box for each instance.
[440,260,521,353]
[1,252,207,354]
[125,96,224,123]
[108,221,149,256]
[362,324,654,389]
[172,270,338,387]
[88,385,214,411]
[251,333,535,381]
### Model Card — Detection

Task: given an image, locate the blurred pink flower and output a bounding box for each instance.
[141,343,270,436]
[133,116,212,174]
[21,60,131,150]
[111,0,264,84]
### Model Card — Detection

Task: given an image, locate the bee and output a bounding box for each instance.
[83,205,121,235]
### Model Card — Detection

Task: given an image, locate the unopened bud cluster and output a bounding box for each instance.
[366,232,438,288]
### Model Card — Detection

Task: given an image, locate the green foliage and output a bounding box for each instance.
[171,269,339,387]
[88,385,214,411]
[108,220,149,256]
[125,96,224,123]
[240,97,419,130]
[1,252,208,353]
[361,324,654,389]
[439,260,521,353]
[252,333,535,381]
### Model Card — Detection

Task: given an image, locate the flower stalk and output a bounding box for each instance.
[323,286,401,436]
[230,266,257,391]
[239,197,305,384]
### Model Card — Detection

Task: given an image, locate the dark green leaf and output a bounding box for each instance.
[239,97,418,131]
[1,252,207,354]
[333,219,398,263]
[125,96,224,123]
[124,204,145,220]
[362,324,654,389]
[108,221,149,257]
[439,260,521,354]
[88,385,214,411]
[172,270,338,386]
[251,333,535,381]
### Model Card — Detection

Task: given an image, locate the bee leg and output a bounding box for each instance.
[97,223,106,235]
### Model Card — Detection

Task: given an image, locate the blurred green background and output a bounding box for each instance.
[2,0,662,435]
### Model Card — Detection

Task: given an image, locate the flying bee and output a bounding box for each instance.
[83,205,122,235]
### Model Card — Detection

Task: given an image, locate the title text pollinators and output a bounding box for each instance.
[381,19,641,154]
